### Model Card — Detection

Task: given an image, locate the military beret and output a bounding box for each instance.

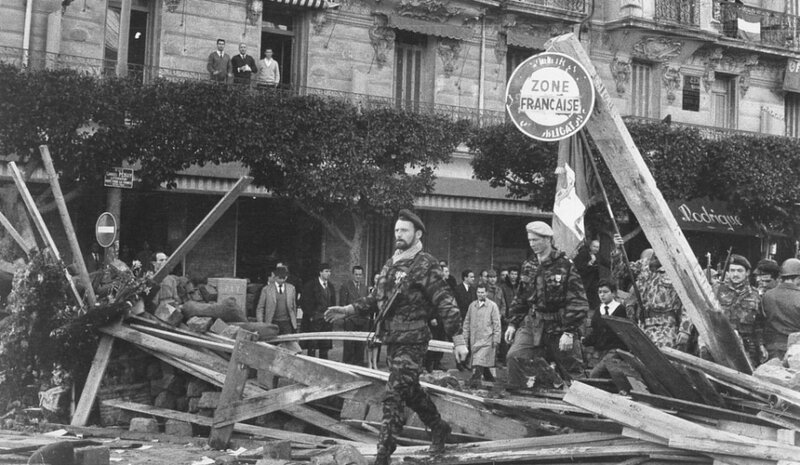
[397,209,426,233]
[525,221,553,237]
[728,254,751,271]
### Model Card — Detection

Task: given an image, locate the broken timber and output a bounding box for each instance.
[546,33,751,373]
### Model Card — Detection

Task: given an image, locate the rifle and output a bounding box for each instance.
[719,246,733,283]
[705,252,712,282]
[367,253,426,345]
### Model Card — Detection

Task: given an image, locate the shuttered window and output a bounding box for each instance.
[395,32,426,111]
[786,92,800,137]
[631,62,654,117]
[712,76,737,129]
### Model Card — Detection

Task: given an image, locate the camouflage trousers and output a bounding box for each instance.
[377,343,442,458]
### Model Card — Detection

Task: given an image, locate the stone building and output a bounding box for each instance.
[1,0,798,282]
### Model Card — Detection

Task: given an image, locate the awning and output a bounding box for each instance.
[265,0,328,9]
[416,194,548,216]
[387,15,475,41]
[506,29,542,49]
[668,198,760,236]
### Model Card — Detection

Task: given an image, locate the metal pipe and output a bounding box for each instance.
[478,15,485,113]
[22,0,33,67]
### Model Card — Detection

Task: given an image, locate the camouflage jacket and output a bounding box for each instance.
[714,280,764,342]
[353,251,465,346]
[638,268,693,349]
[508,249,589,335]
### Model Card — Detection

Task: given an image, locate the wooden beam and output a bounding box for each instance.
[212,381,370,428]
[269,332,454,353]
[628,391,776,428]
[0,209,34,255]
[545,34,751,373]
[209,330,257,449]
[152,176,252,284]
[70,335,114,426]
[281,405,377,444]
[669,436,800,462]
[39,145,97,307]
[9,161,83,306]
[662,347,800,409]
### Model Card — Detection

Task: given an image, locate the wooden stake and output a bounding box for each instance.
[70,335,113,426]
[209,329,257,449]
[0,209,34,255]
[8,161,83,306]
[152,176,252,284]
[545,34,752,374]
[39,145,96,307]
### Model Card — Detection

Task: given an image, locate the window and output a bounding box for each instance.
[262,5,307,89]
[394,31,433,111]
[103,0,156,81]
[712,75,737,129]
[682,75,700,112]
[631,61,658,117]
[506,46,542,82]
[786,93,800,137]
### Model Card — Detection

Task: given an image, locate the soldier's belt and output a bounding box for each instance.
[532,311,558,321]
[383,320,428,331]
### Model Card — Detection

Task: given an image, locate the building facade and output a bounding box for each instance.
[1,0,797,282]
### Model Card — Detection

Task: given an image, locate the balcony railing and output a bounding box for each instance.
[508,0,586,14]
[624,116,771,141]
[654,0,699,27]
[0,46,505,127]
[713,0,800,49]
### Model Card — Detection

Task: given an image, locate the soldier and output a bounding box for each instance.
[325,209,468,465]
[754,258,780,296]
[504,221,589,391]
[762,258,800,360]
[714,254,766,366]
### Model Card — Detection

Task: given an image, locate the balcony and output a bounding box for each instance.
[624,116,772,141]
[0,46,505,128]
[713,0,800,50]
[503,0,587,21]
[654,0,699,27]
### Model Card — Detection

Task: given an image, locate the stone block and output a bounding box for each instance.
[155,302,183,326]
[220,325,241,339]
[754,361,800,389]
[74,445,110,465]
[188,397,201,413]
[129,417,158,433]
[186,379,211,398]
[786,344,800,371]
[309,444,367,465]
[787,332,800,348]
[175,395,189,412]
[210,318,229,334]
[187,316,214,333]
[165,419,194,437]
[154,391,177,410]
[198,391,221,409]
[262,440,292,460]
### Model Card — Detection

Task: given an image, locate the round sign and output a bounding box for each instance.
[95,212,117,248]
[505,52,595,142]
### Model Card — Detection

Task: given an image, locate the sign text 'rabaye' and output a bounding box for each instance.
[506,52,595,142]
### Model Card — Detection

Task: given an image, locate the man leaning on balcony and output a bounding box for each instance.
[207,38,232,83]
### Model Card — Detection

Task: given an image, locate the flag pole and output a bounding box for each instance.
[578,129,645,324]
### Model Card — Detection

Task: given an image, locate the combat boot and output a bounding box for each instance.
[373,451,391,465]
[428,420,451,455]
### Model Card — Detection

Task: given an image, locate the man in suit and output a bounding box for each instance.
[256,266,298,335]
[453,269,476,320]
[339,265,369,365]
[300,262,336,359]
[582,279,628,377]
[207,38,231,83]
[230,42,257,85]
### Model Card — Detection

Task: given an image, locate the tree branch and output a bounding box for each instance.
[293,200,353,248]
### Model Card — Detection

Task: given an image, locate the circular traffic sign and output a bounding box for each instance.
[95,212,117,248]
[505,52,595,142]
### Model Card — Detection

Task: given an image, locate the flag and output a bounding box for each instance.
[737,16,761,42]
[552,134,599,258]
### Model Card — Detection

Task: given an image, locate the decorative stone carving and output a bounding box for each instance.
[662,65,681,104]
[738,53,759,97]
[247,0,263,26]
[609,55,631,95]
[311,11,327,35]
[494,32,508,64]
[702,47,723,92]
[632,37,683,62]
[396,0,460,23]
[548,22,572,37]
[437,38,461,77]
[165,0,181,13]
[499,13,517,30]
[368,15,395,69]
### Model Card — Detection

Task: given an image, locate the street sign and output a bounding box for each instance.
[506,52,595,142]
[95,212,117,248]
[104,167,134,189]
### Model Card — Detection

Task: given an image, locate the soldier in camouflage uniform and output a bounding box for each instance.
[505,221,589,391]
[713,254,766,366]
[325,209,468,465]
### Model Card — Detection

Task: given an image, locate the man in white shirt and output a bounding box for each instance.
[258,48,280,88]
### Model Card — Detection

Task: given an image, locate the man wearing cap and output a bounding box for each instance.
[762,258,800,360]
[325,209,469,465]
[713,254,766,366]
[504,221,589,391]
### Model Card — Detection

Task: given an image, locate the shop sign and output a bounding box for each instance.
[505,52,595,142]
[784,59,800,93]
[104,167,134,189]
[668,198,758,236]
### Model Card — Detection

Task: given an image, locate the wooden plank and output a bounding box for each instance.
[281,404,376,444]
[684,367,726,408]
[70,335,114,426]
[40,145,97,307]
[212,381,370,428]
[0,209,34,254]
[269,331,453,353]
[628,391,777,428]
[101,400,361,447]
[9,161,83,305]
[614,349,672,397]
[669,436,800,462]
[341,419,482,443]
[604,318,702,402]
[546,33,751,373]
[151,176,252,284]
[129,323,235,353]
[662,347,800,409]
[209,330,257,449]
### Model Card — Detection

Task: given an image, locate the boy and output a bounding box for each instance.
[583,279,628,377]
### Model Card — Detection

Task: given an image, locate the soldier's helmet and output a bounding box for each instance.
[779,258,800,277]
